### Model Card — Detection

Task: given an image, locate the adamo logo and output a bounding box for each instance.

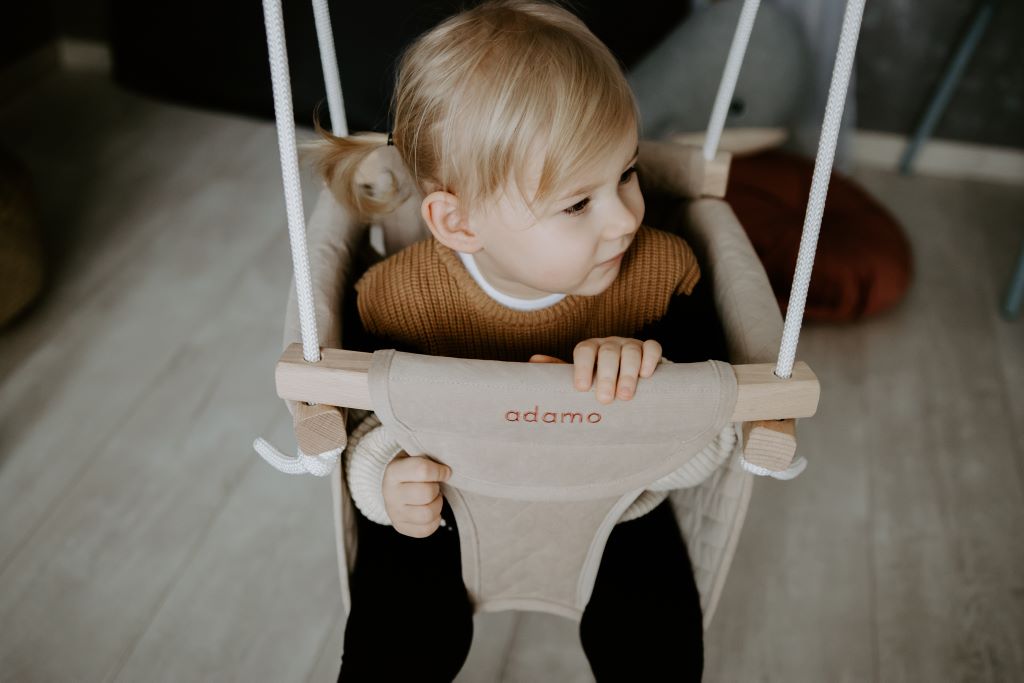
[504,405,602,424]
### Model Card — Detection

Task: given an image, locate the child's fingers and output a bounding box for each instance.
[639,339,662,377]
[529,354,567,364]
[400,481,441,506]
[395,518,443,538]
[401,491,444,525]
[573,340,600,390]
[616,341,644,399]
[391,455,451,484]
[594,341,622,404]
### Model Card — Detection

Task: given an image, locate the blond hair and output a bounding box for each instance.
[309,0,639,222]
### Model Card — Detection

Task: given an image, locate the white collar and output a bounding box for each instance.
[457,251,566,311]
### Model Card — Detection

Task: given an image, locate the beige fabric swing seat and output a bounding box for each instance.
[370,349,737,619]
[282,171,792,626]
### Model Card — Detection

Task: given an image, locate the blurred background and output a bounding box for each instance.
[0,0,1021,681]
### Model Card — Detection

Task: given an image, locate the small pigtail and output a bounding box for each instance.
[303,118,407,223]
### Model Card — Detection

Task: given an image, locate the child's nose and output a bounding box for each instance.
[605,197,640,239]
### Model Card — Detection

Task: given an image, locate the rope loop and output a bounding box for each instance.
[253,437,341,477]
[739,454,808,480]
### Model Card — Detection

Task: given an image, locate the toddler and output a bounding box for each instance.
[309,1,729,680]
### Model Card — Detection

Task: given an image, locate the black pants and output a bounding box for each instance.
[338,497,704,682]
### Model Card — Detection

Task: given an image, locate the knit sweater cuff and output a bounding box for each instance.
[618,490,671,522]
[344,414,403,526]
[650,424,738,490]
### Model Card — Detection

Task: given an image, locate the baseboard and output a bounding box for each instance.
[58,39,112,73]
[0,39,111,104]
[853,130,1024,185]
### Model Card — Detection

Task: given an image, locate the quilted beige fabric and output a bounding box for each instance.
[367,349,737,618]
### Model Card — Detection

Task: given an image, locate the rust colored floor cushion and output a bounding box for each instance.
[726,149,912,322]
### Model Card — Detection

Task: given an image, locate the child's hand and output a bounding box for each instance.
[382,452,452,538]
[530,337,662,404]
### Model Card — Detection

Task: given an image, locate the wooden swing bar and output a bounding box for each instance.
[275,343,820,422]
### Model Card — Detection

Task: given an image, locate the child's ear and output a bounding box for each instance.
[421,191,482,253]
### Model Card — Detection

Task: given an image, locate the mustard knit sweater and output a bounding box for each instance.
[344,225,735,526]
[355,225,700,362]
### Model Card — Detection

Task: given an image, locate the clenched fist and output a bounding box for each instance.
[383,452,452,538]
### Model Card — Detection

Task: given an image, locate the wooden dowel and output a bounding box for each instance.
[742,418,798,470]
[702,150,731,198]
[292,402,347,454]
[276,344,819,422]
[669,127,788,158]
[637,140,731,199]
[277,345,374,410]
[730,363,818,422]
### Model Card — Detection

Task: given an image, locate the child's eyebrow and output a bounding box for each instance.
[559,145,639,200]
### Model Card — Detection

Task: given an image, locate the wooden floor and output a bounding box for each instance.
[1,69,1022,683]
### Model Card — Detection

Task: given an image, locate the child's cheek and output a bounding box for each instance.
[538,265,570,289]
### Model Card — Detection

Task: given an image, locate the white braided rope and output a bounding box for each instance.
[253,438,341,477]
[775,0,865,379]
[739,454,808,480]
[254,0,337,476]
[311,0,348,136]
[263,0,320,362]
[703,0,761,161]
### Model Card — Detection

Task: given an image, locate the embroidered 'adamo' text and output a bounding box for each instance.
[504,406,602,424]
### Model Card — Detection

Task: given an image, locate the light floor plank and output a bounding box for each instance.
[852,171,1024,682]
[307,613,346,683]
[0,75,290,572]
[0,73,334,681]
[497,613,593,682]
[0,238,299,680]
[704,325,877,682]
[453,612,521,682]
[110,422,341,683]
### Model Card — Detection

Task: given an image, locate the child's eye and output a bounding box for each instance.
[562,167,636,217]
[563,197,589,216]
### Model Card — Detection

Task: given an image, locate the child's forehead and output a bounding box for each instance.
[516,128,640,194]
[483,132,637,224]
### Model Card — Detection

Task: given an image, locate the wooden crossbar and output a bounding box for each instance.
[275,343,819,422]
[637,140,731,199]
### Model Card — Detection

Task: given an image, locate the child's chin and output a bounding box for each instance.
[573,273,618,297]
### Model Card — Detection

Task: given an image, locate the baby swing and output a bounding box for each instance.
[254,0,863,627]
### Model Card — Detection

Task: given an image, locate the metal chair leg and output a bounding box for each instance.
[899,1,995,174]
[1003,238,1024,321]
